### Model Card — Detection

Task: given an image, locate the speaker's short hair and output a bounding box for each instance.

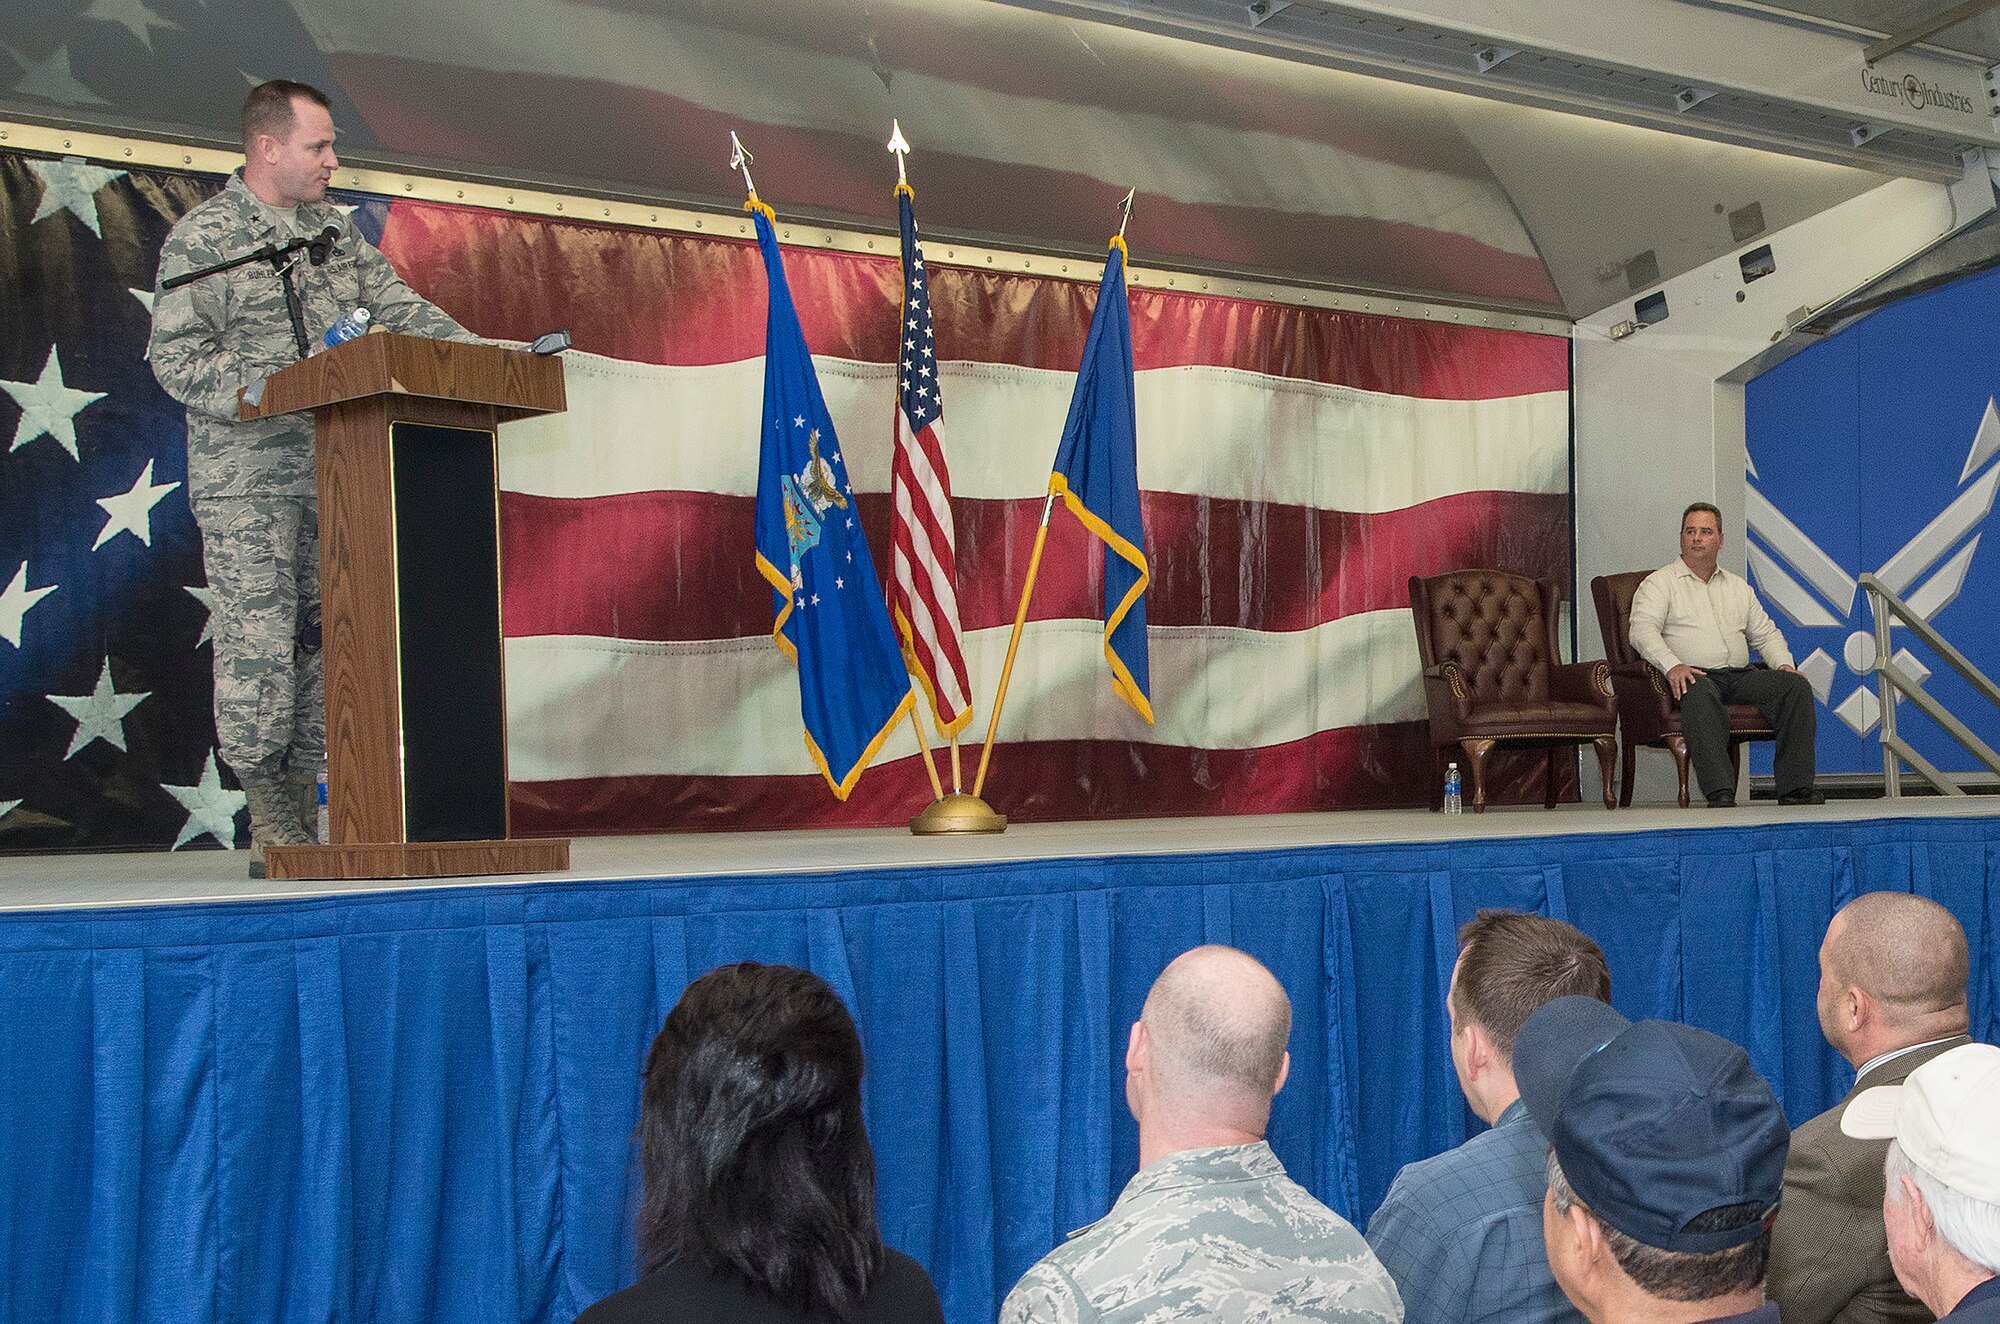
[241,80,331,151]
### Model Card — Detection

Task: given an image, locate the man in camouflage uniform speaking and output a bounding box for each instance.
[999,945,1404,1324]
[150,80,478,869]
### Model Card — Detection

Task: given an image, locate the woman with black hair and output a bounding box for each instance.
[574,961,945,1324]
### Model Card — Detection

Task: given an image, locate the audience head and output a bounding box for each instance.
[1843,1042,2000,1316]
[1127,946,1292,1151]
[1517,997,1787,1320]
[1817,893,1969,1068]
[637,962,883,1320]
[1449,910,1611,1122]
[240,80,338,207]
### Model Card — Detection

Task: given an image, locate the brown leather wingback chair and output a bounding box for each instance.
[1409,570,1617,812]
[1590,571,1777,808]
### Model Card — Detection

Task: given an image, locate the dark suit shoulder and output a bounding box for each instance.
[1768,1049,1974,1324]
[1944,1290,2000,1323]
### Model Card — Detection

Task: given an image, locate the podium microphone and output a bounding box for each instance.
[306,225,341,266]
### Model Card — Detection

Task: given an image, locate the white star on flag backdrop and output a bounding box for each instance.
[183,583,214,646]
[93,458,181,549]
[1,44,108,107]
[162,751,244,850]
[1,561,57,648]
[80,0,181,53]
[3,346,107,458]
[46,657,150,759]
[27,159,128,237]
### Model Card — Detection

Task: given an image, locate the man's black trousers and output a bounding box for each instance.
[1677,665,1817,798]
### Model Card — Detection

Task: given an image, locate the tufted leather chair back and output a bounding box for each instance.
[1590,572,1648,667]
[1410,570,1560,706]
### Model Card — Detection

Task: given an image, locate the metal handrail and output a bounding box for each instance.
[1859,572,2000,797]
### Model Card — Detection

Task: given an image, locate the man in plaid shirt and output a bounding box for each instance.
[1367,911,1611,1323]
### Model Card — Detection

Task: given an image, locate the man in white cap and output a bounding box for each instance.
[1841,1043,2000,1322]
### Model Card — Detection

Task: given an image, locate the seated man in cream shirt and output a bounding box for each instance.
[1628,501,1823,807]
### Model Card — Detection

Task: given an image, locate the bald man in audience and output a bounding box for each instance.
[1768,892,1973,1324]
[999,945,1403,1324]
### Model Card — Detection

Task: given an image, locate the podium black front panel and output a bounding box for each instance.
[390,421,508,843]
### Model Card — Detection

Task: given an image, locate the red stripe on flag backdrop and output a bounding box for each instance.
[499,489,1571,642]
[511,723,1438,835]
[376,202,1565,393]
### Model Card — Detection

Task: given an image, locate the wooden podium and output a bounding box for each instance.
[242,333,571,881]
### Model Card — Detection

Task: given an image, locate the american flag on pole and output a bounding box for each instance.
[886,182,972,741]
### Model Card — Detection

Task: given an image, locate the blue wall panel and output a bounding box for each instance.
[1747,265,2000,774]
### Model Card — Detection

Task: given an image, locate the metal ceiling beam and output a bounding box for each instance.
[1864,0,2000,64]
[997,0,1999,181]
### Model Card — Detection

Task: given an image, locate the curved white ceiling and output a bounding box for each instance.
[0,0,1895,318]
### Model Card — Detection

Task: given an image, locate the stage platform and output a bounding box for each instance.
[4,798,1998,1324]
[5,793,1997,911]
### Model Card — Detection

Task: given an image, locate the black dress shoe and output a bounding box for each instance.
[1706,789,1737,808]
[1778,788,1826,806]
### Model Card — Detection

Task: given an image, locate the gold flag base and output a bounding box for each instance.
[909,792,1008,835]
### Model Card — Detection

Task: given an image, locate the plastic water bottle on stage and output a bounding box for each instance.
[322,307,370,349]
[316,766,330,844]
[1444,762,1462,815]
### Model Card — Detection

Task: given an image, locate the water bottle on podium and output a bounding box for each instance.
[1444,761,1462,815]
[322,306,370,350]
[315,764,330,844]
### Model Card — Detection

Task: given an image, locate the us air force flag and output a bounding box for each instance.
[747,199,912,798]
[1050,236,1153,723]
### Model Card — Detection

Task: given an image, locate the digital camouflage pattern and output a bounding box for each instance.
[150,170,477,500]
[1000,1142,1404,1324]
[149,171,477,840]
[189,492,322,839]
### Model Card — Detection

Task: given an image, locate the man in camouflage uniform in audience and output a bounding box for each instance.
[151,80,478,871]
[999,946,1404,1324]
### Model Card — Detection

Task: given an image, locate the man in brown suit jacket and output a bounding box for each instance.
[1769,892,1973,1324]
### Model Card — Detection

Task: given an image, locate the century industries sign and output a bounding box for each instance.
[1859,66,1983,120]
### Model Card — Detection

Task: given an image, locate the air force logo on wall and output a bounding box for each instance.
[1746,398,2000,736]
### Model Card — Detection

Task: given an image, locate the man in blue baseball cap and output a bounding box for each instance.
[1516,996,1791,1324]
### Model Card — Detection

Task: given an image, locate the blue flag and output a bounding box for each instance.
[748,200,912,798]
[1050,237,1153,723]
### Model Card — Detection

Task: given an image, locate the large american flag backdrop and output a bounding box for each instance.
[0,150,1572,850]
